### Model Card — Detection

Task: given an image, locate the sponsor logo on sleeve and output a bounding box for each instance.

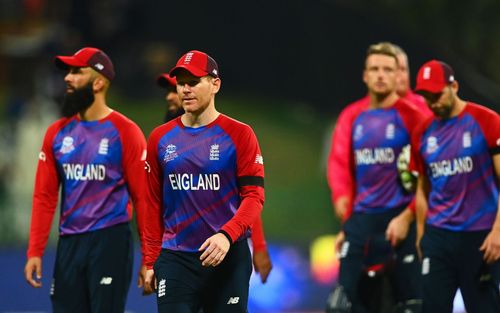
[255,154,264,164]
[39,151,46,162]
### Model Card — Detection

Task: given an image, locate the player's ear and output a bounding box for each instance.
[92,75,107,93]
[212,77,221,94]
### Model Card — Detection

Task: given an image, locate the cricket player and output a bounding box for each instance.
[24,47,148,312]
[412,59,500,313]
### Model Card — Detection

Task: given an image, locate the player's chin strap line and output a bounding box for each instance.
[392,299,422,313]
[325,285,352,313]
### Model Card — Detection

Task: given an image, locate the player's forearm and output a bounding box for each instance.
[415,177,428,238]
[221,186,264,243]
[251,215,267,252]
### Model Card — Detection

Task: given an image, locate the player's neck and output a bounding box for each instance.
[369,91,399,109]
[450,98,467,118]
[182,103,219,128]
[79,96,112,121]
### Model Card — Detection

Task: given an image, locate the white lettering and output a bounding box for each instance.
[354,148,395,165]
[62,163,106,181]
[429,156,474,178]
[169,173,220,190]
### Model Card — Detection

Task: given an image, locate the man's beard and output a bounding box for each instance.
[61,83,95,117]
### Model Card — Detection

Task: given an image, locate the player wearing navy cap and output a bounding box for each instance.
[24,47,148,312]
[144,50,265,312]
[412,60,500,313]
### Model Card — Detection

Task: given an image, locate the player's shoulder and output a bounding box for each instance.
[341,96,370,114]
[46,116,75,135]
[148,117,179,140]
[465,102,499,120]
[107,110,140,128]
[217,114,254,132]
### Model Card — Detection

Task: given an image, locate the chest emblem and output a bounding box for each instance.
[164,144,179,163]
[60,136,75,154]
[426,136,439,154]
[462,132,471,148]
[209,144,220,161]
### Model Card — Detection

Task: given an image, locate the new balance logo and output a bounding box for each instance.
[227,297,240,304]
[100,277,113,285]
[158,279,166,297]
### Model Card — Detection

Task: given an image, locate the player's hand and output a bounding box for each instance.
[480,228,500,264]
[253,249,273,283]
[24,257,42,288]
[138,265,154,295]
[335,231,345,256]
[334,196,349,220]
[143,269,156,295]
[199,233,230,267]
[386,213,410,247]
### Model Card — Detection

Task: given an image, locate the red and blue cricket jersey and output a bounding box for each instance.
[327,91,430,220]
[144,114,265,267]
[27,111,147,258]
[411,103,500,231]
[350,99,424,214]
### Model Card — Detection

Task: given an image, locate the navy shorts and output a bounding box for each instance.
[154,239,252,313]
[51,223,133,313]
[339,209,421,313]
[421,225,500,313]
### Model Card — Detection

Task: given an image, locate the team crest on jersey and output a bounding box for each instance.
[385,123,395,139]
[98,138,109,155]
[354,125,363,141]
[426,136,438,154]
[164,144,178,163]
[462,132,471,148]
[60,136,75,154]
[209,144,220,160]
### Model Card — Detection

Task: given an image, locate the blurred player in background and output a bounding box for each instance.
[412,60,500,313]
[327,42,429,223]
[24,47,148,312]
[156,72,272,283]
[144,50,265,312]
[326,42,425,313]
[157,73,184,123]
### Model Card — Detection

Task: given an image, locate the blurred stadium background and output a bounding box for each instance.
[0,0,498,312]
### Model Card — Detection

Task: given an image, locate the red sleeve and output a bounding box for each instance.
[220,117,265,243]
[27,120,64,258]
[464,103,500,154]
[409,119,432,176]
[112,114,148,264]
[143,125,169,269]
[251,215,267,252]
[326,98,368,221]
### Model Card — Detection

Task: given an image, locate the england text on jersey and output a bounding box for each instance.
[168,173,221,190]
[62,163,106,181]
[354,147,395,165]
[429,156,473,178]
